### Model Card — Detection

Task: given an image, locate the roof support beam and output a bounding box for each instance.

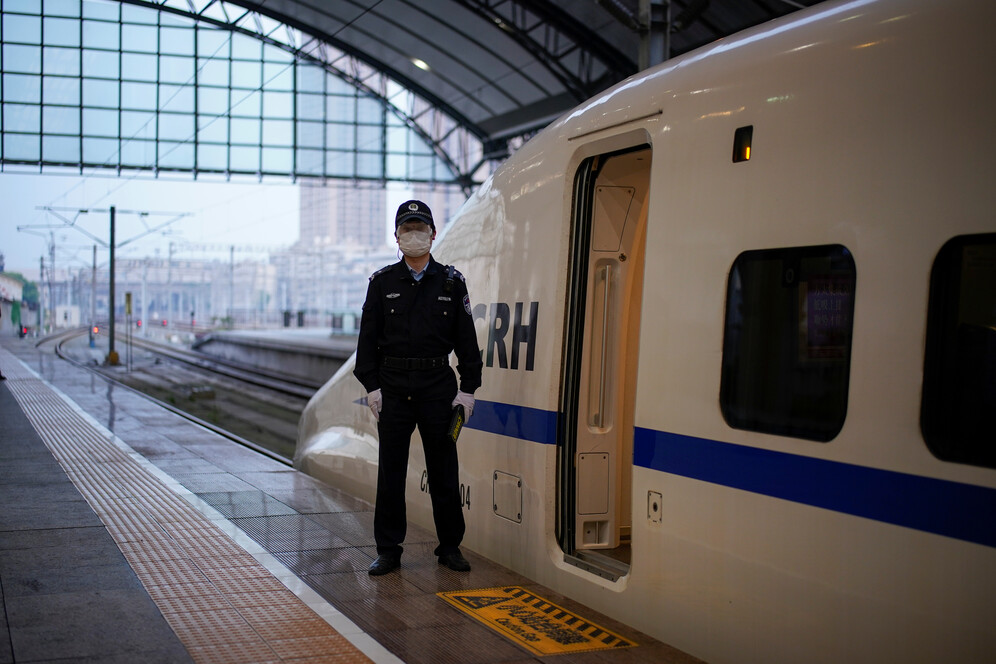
[639,0,672,69]
[128,0,483,189]
[456,0,634,103]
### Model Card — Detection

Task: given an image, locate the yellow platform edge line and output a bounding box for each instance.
[0,348,390,664]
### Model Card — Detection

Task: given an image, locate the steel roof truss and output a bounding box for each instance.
[127,0,479,187]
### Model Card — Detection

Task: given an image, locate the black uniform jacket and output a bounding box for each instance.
[354,256,483,400]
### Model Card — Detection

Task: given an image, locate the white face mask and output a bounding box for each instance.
[397,229,432,257]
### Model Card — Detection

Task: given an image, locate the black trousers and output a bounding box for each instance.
[374,393,465,558]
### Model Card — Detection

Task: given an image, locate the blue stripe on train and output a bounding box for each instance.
[465,399,558,445]
[465,400,996,548]
[634,428,996,549]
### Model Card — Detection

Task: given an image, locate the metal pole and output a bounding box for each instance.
[49,232,56,330]
[107,205,118,365]
[639,0,670,70]
[167,241,173,329]
[39,256,45,332]
[141,260,148,336]
[90,245,97,347]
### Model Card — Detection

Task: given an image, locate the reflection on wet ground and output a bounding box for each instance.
[36,332,301,459]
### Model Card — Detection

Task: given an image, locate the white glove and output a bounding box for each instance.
[451,390,475,420]
[367,388,382,420]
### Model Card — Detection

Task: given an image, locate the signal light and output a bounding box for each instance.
[161,319,167,327]
[733,125,753,163]
[136,319,142,328]
[92,326,99,334]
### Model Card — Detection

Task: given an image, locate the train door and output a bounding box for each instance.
[558,146,650,580]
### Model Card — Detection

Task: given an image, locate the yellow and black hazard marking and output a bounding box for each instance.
[437,586,637,656]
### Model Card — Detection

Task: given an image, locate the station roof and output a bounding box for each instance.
[227,1,827,150]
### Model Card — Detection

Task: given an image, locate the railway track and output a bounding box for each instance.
[125,332,319,398]
[45,327,314,464]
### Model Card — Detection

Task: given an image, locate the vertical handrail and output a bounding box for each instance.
[594,263,611,427]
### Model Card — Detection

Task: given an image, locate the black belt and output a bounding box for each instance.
[382,356,449,370]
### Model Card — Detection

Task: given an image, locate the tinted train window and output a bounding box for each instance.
[921,234,996,468]
[721,245,856,441]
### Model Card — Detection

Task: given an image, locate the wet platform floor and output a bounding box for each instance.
[0,335,699,664]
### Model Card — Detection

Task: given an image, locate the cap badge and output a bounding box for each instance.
[408,202,420,212]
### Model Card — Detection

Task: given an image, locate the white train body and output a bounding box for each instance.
[296,0,996,661]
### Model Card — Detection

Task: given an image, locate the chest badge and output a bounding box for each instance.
[386,292,401,299]
[438,296,452,301]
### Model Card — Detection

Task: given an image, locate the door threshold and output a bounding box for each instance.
[564,550,630,581]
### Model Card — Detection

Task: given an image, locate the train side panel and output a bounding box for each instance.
[621,1,995,661]
[297,1,996,662]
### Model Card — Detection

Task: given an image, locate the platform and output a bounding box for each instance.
[193,329,357,387]
[0,335,697,664]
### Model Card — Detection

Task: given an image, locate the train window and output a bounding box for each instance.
[720,245,856,442]
[921,234,996,468]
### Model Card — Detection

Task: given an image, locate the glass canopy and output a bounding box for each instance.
[1,0,478,186]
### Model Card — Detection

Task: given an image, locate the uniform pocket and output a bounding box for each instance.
[384,302,408,335]
[431,301,457,330]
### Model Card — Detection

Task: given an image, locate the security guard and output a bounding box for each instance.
[354,199,482,576]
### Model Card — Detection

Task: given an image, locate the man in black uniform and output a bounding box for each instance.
[354,200,482,576]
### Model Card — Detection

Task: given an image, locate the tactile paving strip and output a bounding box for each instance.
[0,354,383,664]
[232,516,355,553]
[196,491,300,518]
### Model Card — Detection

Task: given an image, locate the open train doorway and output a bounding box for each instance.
[558,145,651,580]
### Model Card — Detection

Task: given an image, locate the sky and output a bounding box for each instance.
[0,170,301,277]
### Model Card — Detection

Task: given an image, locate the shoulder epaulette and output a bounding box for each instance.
[369,264,394,281]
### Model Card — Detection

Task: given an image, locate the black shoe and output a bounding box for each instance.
[368,554,400,576]
[438,551,471,572]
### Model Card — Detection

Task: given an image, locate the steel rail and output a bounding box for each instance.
[43,328,294,467]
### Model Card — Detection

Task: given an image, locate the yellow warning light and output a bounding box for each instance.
[733,125,753,163]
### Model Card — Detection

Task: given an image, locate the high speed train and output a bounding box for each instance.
[296,0,996,661]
